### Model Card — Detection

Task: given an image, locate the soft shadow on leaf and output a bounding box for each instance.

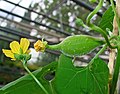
[55,54,109,94]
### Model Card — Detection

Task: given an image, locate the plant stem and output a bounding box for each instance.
[110,48,120,94]
[47,44,61,50]
[91,24,116,49]
[22,60,49,94]
[89,44,107,65]
[86,0,103,25]
[86,0,116,49]
[49,80,54,94]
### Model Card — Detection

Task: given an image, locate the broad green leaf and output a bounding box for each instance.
[55,54,109,94]
[48,35,104,57]
[99,6,114,32]
[0,62,57,94]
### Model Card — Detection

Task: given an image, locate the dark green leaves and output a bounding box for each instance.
[0,62,57,94]
[99,6,114,32]
[55,54,109,94]
[48,35,104,57]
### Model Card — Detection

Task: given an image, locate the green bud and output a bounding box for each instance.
[75,18,84,26]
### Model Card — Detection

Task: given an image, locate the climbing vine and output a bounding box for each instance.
[1,0,120,94]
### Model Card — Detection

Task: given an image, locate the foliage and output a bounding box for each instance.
[98,6,114,32]
[1,0,120,94]
[55,54,109,94]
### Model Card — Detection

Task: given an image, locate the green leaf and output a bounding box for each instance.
[0,62,57,94]
[48,35,104,57]
[99,6,114,32]
[55,54,109,94]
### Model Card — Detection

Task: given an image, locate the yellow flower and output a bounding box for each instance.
[2,38,30,60]
[34,40,46,52]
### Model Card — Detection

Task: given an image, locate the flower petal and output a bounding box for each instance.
[26,50,31,54]
[10,41,20,54]
[34,40,45,52]
[20,38,30,54]
[2,49,15,59]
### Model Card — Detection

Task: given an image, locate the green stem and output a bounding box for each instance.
[47,44,61,50]
[49,80,54,94]
[110,48,120,94]
[86,0,116,49]
[89,44,107,65]
[91,24,117,49]
[110,0,120,34]
[22,60,49,94]
[86,0,103,25]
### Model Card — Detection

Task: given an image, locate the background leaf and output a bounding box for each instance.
[98,6,114,32]
[0,62,57,94]
[55,54,109,94]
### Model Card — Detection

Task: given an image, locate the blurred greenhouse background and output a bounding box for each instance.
[0,0,111,87]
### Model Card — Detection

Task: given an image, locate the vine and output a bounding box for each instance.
[1,0,120,94]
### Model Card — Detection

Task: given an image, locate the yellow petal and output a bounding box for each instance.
[26,50,31,54]
[10,41,20,54]
[34,40,45,52]
[2,49,15,59]
[20,38,30,54]
[11,58,16,61]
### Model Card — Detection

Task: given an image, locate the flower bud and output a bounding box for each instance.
[75,18,84,26]
[34,40,47,52]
